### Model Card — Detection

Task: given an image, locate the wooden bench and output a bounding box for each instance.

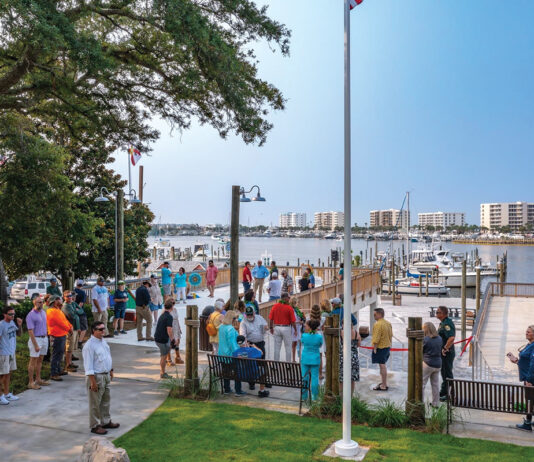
[446,378,534,433]
[207,354,311,414]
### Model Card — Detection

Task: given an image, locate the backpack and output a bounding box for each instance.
[206,312,220,337]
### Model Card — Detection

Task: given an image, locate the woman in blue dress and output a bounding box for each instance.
[507,324,534,431]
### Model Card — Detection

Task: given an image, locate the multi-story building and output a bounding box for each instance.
[314,211,344,230]
[369,209,410,229]
[480,202,534,230]
[418,212,465,230]
[279,212,307,228]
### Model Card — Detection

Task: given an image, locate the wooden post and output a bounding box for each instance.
[475,267,481,311]
[185,305,200,396]
[331,314,340,396]
[425,271,429,296]
[461,259,467,342]
[171,247,175,261]
[138,165,144,203]
[392,259,397,306]
[324,316,334,396]
[230,185,240,307]
[406,317,424,424]
[152,246,157,260]
[418,274,422,297]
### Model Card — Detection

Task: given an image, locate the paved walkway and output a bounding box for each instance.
[0,343,168,462]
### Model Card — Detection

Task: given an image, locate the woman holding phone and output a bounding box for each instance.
[507,325,534,432]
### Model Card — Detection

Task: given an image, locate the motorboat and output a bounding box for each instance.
[324,233,336,240]
[383,278,449,296]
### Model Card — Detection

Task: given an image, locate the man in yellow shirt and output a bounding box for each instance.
[371,308,393,391]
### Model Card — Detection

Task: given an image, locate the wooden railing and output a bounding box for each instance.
[258,269,380,321]
[489,282,534,298]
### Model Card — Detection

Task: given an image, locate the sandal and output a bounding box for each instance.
[373,384,389,391]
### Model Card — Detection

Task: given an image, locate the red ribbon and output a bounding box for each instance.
[359,335,474,356]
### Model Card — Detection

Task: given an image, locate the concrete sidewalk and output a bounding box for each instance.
[0,343,169,462]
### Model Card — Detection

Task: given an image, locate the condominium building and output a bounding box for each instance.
[480,202,534,230]
[418,212,465,230]
[279,212,307,228]
[314,211,344,230]
[369,209,410,229]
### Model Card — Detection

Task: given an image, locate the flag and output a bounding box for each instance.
[350,0,363,9]
[129,146,141,166]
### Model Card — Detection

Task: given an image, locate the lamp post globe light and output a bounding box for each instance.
[231,185,265,305]
[94,187,142,289]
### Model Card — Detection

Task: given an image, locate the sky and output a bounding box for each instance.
[112,0,534,227]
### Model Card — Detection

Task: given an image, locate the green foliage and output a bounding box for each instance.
[0,0,290,147]
[12,299,34,323]
[159,368,216,400]
[351,394,372,423]
[370,398,409,428]
[424,404,448,434]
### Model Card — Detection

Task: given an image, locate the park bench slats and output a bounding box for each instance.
[447,378,534,433]
[208,354,311,414]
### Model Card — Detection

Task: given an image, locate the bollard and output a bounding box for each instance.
[185,305,200,396]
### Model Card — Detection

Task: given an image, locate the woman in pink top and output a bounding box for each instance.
[206,260,218,298]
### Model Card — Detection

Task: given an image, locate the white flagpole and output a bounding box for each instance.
[335,0,359,457]
[128,147,132,193]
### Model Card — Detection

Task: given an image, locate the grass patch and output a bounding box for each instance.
[369,398,408,428]
[12,333,51,395]
[115,399,534,462]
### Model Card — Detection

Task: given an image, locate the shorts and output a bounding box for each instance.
[149,302,162,312]
[28,336,48,358]
[156,341,171,357]
[0,354,16,374]
[114,305,127,319]
[163,284,172,296]
[371,347,391,365]
[66,330,79,353]
[79,314,88,331]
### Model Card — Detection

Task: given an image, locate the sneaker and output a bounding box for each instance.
[234,391,246,397]
[516,422,532,432]
[120,330,127,335]
[223,390,232,395]
[258,390,270,398]
[0,395,9,405]
[114,330,119,336]
[439,395,447,402]
[5,393,19,401]
[249,384,256,391]
[160,372,171,379]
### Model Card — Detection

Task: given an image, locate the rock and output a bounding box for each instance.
[78,437,130,462]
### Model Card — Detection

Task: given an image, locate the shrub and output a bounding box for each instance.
[159,368,216,400]
[424,404,448,433]
[13,299,34,325]
[351,394,372,423]
[370,399,408,428]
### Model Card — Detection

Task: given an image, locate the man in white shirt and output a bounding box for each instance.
[267,272,282,301]
[82,321,119,435]
[91,277,110,336]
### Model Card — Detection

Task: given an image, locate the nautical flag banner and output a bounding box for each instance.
[129,146,141,166]
[350,0,363,9]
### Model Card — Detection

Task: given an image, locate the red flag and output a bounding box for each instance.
[129,146,141,166]
[350,0,363,9]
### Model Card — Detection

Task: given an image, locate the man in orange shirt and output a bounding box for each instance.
[268,293,296,362]
[47,295,73,381]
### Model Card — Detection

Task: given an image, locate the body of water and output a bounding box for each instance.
[148,236,534,284]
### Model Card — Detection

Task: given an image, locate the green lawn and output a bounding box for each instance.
[114,399,534,462]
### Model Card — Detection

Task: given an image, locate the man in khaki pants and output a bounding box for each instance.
[82,321,119,435]
[135,280,153,341]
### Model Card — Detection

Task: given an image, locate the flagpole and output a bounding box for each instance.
[128,147,132,193]
[335,0,359,456]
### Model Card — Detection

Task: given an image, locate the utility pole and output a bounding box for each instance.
[230,185,240,306]
[117,189,124,285]
[139,165,144,203]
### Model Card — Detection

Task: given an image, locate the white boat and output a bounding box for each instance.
[383,278,449,295]
[324,233,336,240]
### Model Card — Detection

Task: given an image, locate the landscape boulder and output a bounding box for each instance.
[77,437,130,462]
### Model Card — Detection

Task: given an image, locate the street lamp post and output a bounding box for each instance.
[95,187,141,289]
[230,185,265,306]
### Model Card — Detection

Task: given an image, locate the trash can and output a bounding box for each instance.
[199,315,211,352]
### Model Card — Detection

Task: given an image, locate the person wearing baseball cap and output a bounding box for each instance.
[134,280,153,341]
[238,305,269,393]
[113,281,129,336]
[46,278,62,297]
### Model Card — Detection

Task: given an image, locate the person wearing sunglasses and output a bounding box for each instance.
[0,306,22,405]
[82,321,118,435]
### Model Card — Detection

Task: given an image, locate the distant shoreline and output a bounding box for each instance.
[453,239,534,246]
